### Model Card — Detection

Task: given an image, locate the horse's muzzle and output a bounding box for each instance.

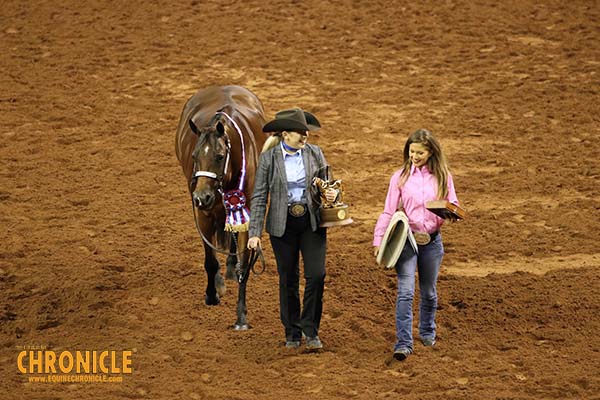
[193,190,216,210]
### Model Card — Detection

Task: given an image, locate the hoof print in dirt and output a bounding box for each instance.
[37,318,60,330]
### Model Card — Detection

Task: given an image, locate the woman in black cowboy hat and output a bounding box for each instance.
[248,107,337,350]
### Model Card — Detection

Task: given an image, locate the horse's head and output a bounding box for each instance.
[188,117,231,210]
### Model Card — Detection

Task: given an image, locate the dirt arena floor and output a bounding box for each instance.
[1,1,599,399]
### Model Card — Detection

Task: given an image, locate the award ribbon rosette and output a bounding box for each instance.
[223,189,250,232]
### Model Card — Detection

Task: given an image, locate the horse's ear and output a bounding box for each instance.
[189,119,201,136]
[216,121,225,137]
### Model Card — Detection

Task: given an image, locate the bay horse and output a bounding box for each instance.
[175,85,267,330]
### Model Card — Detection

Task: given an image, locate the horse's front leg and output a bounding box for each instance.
[204,245,224,306]
[225,239,237,280]
[234,257,250,330]
[233,233,250,330]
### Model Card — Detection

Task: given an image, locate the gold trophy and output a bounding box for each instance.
[312,167,353,227]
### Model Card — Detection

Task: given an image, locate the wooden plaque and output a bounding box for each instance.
[425,200,467,220]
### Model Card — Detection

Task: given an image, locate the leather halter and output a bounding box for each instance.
[189,111,248,194]
[190,123,231,194]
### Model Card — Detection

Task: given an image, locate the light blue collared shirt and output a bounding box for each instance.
[281,143,306,204]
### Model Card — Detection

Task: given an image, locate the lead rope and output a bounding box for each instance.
[242,245,266,283]
[230,232,243,282]
[229,226,266,283]
[191,199,244,257]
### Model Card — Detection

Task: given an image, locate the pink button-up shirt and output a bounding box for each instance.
[373,165,459,247]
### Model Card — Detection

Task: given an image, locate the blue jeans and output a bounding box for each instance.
[394,234,444,351]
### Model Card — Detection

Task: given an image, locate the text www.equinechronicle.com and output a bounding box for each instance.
[27,375,124,383]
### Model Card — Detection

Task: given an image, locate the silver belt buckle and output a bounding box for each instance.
[289,203,307,217]
[413,231,431,246]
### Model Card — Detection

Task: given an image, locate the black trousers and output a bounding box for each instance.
[270,212,326,341]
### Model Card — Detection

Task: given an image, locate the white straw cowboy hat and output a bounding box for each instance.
[376,211,418,269]
[262,107,321,133]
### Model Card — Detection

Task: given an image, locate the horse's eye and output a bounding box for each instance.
[215,154,225,162]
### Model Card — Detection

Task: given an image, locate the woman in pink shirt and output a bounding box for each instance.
[373,129,460,361]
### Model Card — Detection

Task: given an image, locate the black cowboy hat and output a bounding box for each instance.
[262,107,321,133]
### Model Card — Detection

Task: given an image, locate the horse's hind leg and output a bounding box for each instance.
[215,272,226,298]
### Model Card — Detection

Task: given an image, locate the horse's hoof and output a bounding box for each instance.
[225,265,237,280]
[205,295,220,306]
[215,274,226,297]
[233,323,250,331]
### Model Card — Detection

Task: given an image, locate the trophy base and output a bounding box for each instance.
[319,204,354,227]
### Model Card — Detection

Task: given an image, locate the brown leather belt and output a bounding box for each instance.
[288,203,307,217]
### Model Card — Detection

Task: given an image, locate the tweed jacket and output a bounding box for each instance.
[249,143,328,238]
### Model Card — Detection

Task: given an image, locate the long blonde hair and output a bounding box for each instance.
[398,129,450,200]
[261,132,282,153]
